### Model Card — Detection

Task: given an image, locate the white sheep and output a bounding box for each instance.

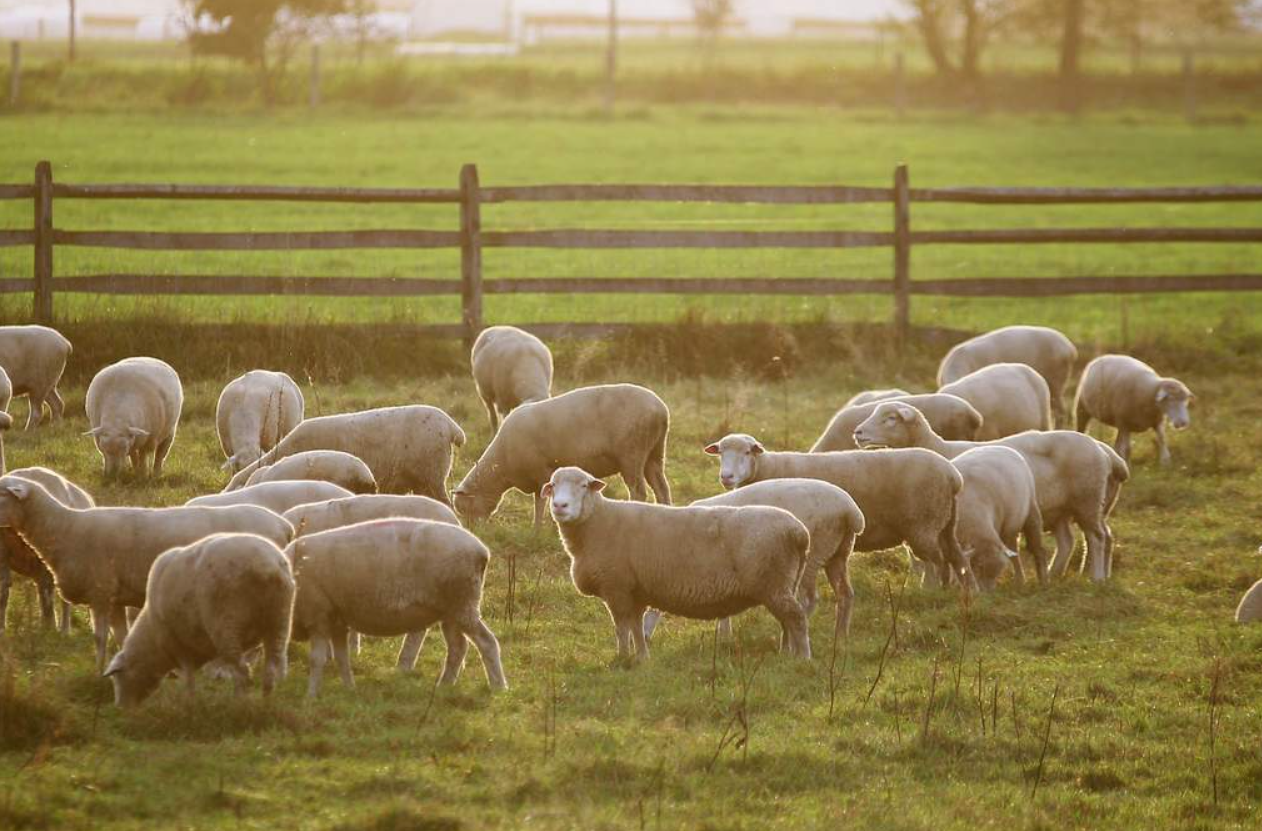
[187,480,354,514]
[453,384,671,528]
[545,466,812,663]
[852,401,1129,582]
[0,324,72,429]
[811,392,983,452]
[244,449,377,494]
[643,478,865,642]
[843,388,912,409]
[287,518,507,696]
[283,494,458,537]
[0,475,293,671]
[103,533,295,706]
[0,365,11,417]
[216,370,304,473]
[938,326,1078,427]
[471,325,553,434]
[950,446,1048,590]
[707,434,973,590]
[0,466,93,634]
[1236,574,1262,623]
[223,405,465,502]
[84,357,184,477]
[1074,354,1193,466]
[938,362,1052,440]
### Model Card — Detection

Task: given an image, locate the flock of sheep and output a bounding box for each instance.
[0,319,1237,709]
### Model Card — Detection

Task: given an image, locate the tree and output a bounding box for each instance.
[183,0,346,105]
[904,0,1014,81]
[691,0,737,56]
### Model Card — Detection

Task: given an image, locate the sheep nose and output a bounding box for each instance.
[552,501,568,511]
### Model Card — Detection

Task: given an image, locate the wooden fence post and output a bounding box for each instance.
[8,41,19,107]
[460,164,483,349]
[33,161,53,322]
[893,164,911,346]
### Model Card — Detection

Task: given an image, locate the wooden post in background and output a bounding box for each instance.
[8,41,19,107]
[460,164,483,349]
[309,44,321,108]
[33,161,54,322]
[893,164,911,347]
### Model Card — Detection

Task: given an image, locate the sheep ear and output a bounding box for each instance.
[751,442,766,456]
[128,427,150,439]
[703,443,720,455]
[103,653,125,678]
[539,483,553,499]
[1,480,31,500]
[1155,388,1169,402]
[895,405,918,422]
[588,479,607,493]
[220,456,237,472]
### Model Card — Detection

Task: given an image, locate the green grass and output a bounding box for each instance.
[2,349,1262,830]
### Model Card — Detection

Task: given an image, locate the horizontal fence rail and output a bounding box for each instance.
[2,161,1261,344]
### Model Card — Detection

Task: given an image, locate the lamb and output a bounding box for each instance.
[643,478,865,642]
[950,446,1048,590]
[283,494,458,537]
[103,533,295,707]
[84,357,184,477]
[471,325,553,434]
[244,449,377,494]
[545,466,812,663]
[938,362,1052,440]
[843,388,912,409]
[222,405,465,502]
[1075,354,1193,466]
[811,392,983,452]
[287,518,506,696]
[707,434,973,589]
[0,324,72,429]
[938,326,1078,427]
[0,475,293,671]
[452,384,671,528]
[0,466,94,634]
[852,401,1129,582]
[216,370,304,473]
[187,480,354,515]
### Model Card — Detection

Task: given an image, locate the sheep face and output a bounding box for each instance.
[1156,380,1193,431]
[452,488,501,523]
[852,403,920,449]
[85,426,149,476]
[103,651,162,707]
[223,445,262,473]
[704,434,764,490]
[0,476,33,526]
[542,467,606,525]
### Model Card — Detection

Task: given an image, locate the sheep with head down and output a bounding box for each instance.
[84,357,183,478]
[1074,354,1193,466]
[0,324,73,429]
[471,325,553,434]
[216,369,304,473]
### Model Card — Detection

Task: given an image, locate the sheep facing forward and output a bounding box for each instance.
[546,466,811,663]
[0,475,293,671]
[453,384,671,528]
[84,357,184,477]
[217,370,304,473]
[938,326,1078,427]
[244,449,377,494]
[938,363,1053,440]
[0,324,72,429]
[1075,354,1193,466]
[287,518,506,696]
[810,393,983,453]
[471,325,553,434]
[104,533,295,707]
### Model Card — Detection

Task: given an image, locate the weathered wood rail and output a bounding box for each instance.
[2,161,1262,345]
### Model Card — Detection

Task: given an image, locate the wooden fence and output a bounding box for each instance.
[2,160,1262,345]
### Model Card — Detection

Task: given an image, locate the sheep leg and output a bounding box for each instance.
[152,436,175,477]
[644,442,672,505]
[396,630,427,672]
[1113,429,1132,464]
[642,609,662,640]
[307,637,330,698]
[481,395,499,435]
[463,616,507,690]
[91,605,112,674]
[1075,398,1091,433]
[629,607,650,662]
[331,629,355,688]
[348,631,361,655]
[1023,516,1050,585]
[1154,422,1172,466]
[129,448,147,477]
[437,620,468,685]
[620,466,648,502]
[48,387,65,421]
[1003,540,1026,587]
[58,599,73,634]
[110,604,130,646]
[533,493,547,532]
[823,552,855,639]
[1047,520,1076,578]
[1083,522,1109,582]
[764,594,811,659]
[0,560,10,634]
[24,395,41,430]
[36,572,56,627]
[260,627,288,696]
[716,617,733,639]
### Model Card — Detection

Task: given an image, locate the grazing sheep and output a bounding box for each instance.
[0,324,72,429]
[0,366,11,417]
[938,326,1078,427]
[453,384,671,528]
[283,494,458,537]
[0,475,293,671]
[244,449,377,494]
[1075,354,1194,466]
[852,401,1128,582]
[708,434,973,589]
[187,480,354,515]
[103,533,295,707]
[84,357,184,477]
[223,405,465,502]
[217,370,304,473]
[287,518,506,696]
[811,393,983,452]
[546,466,811,663]
[643,478,865,642]
[938,362,1052,440]
[0,466,93,634]
[1236,574,1262,623]
[950,446,1048,590]
[843,389,913,408]
[471,325,553,434]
